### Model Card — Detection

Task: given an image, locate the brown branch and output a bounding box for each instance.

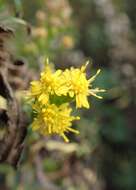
[0,71,28,168]
[0,24,29,168]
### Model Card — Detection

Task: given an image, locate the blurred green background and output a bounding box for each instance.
[0,0,136,190]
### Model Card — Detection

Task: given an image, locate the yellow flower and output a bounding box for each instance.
[62,62,105,109]
[29,60,69,104]
[38,62,68,103]
[31,103,80,142]
[40,62,68,96]
[29,80,48,104]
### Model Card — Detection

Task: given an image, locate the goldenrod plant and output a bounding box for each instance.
[28,59,105,142]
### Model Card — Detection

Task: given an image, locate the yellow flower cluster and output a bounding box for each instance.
[31,103,79,142]
[29,59,105,142]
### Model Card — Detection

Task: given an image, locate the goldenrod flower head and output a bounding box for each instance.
[62,64,89,108]
[31,103,80,142]
[29,60,69,104]
[40,62,68,96]
[62,62,105,109]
